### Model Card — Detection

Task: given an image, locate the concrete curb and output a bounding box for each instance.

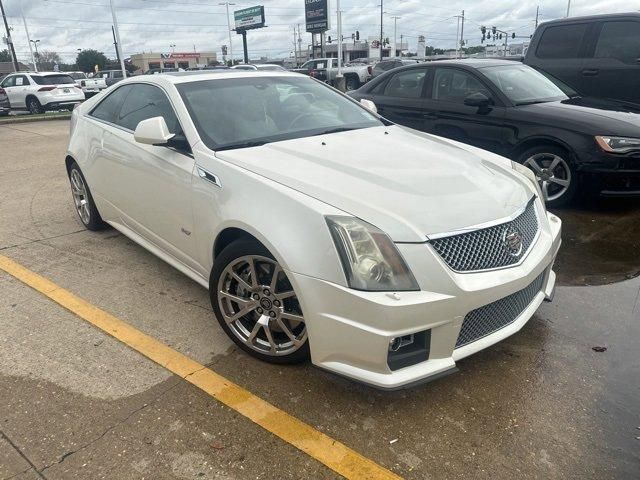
[0,114,71,125]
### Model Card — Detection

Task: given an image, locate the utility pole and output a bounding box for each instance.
[297,25,302,66]
[460,10,465,58]
[0,0,18,72]
[400,34,403,57]
[220,2,236,65]
[455,15,460,59]
[391,16,400,58]
[379,0,384,61]
[109,0,127,79]
[535,5,540,28]
[566,0,571,17]
[20,3,37,72]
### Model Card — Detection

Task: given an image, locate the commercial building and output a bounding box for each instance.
[129,52,217,72]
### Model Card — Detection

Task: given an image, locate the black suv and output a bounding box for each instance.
[524,13,640,105]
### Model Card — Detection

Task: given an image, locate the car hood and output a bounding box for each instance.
[518,99,640,136]
[214,126,531,242]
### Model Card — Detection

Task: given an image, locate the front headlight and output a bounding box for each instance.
[326,216,419,291]
[511,161,546,210]
[595,136,640,153]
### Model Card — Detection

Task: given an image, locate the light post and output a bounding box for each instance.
[379,0,384,61]
[109,0,127,79]
[219,2,236,65]
[20,2,37,72]
[31,39,40,69]
[335,0,343,90]
[170,44,176,54]
[391,16,400,58]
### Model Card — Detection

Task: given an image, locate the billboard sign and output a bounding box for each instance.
[234,6,265,32]
[305,0,330,33]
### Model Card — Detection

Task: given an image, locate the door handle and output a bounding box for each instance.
[581,69,599,76]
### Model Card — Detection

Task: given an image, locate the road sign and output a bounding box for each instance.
[234,6,265,32]
[305,0,330,33]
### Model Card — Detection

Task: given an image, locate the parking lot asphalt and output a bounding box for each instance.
[1,120,638,480]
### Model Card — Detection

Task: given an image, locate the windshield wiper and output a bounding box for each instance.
[310,126,361,136]
[216,140,270,151]
[515,99,553,106]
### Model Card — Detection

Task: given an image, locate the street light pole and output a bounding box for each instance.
[0,0,18,72]
[220,2,236,65]
[379,0,383,61]
[109,0,127,79]
[336,0,342,80]
[391,16,400,58]
[566,0,571,17]
[20,3,37,72]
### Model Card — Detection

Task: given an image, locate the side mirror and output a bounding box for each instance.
[464,92,492,107]
[360,98,378,114]
[134,117,174,145]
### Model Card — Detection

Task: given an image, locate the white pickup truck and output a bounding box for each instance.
[69,72,107,97]
[292,58,372,90]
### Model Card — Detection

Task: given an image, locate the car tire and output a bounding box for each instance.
[516,145,578,208]
[68,161,108,231]
[27,97,44,114]
[210,238,310,364]
[345,75,360,91]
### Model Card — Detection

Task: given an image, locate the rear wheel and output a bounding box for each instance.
[517,145,577,208]
[27,97,44,114]
[345,75,360,91]
[68,161,107,231]
[210,239,309,364]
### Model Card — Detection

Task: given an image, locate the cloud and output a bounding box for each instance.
[3,0,634,63]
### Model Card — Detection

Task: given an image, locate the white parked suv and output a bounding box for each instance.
[0,71,85,114]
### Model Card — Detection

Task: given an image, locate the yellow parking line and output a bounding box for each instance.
[0,254,402,480]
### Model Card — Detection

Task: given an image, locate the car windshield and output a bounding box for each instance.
[177,76,384,150]
[32,74,75,85]
[481,64,568,105]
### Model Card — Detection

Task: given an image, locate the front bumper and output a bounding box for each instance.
[578,148,640,196]
[290,207,562,390]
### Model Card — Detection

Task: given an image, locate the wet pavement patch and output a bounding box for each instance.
[552,198,640,286]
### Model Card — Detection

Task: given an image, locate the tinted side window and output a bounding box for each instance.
[1,76,15,87]
[595,21,640,64]
[536,24,587,59]
[383,69,427,98]
[432,69,489,103]
[89,85,132,124]
[116,84,179,133]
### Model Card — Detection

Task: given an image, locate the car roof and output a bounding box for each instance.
[539,11,640,26]
[127,70,303,85]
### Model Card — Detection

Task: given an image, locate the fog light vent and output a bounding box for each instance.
[387,330,431,371]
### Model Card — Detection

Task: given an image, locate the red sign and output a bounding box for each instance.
[169,53,201,59]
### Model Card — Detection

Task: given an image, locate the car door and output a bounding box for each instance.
[368,67,429,130]
[580,20,640,104]
[422,67,507,154]
[2,74,29,108]
[527,22,590,94]
[98,83,198,268]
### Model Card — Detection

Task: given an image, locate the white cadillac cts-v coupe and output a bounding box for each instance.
[65,71,561,389]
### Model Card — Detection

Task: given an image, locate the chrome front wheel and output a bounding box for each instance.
[213,245,308,362]
[519,146,577,207]
[70,168,91,225]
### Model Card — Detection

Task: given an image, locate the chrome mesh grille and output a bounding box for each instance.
[455,272,545,348]
[430,199,539,272]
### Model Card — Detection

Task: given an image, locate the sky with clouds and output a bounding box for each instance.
[2,0,636,63]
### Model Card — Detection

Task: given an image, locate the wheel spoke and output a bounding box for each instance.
[525,158,543,173]
[277,318,302,346]
[262,324,278,353]
[281,311,304,323]
[549,177,569,187]
[270,264,281,292]
[274,290,295,301]
[549,155,562,170]
[247,321,262,343]
[541,181,550,200]
[219,290,252,306]
[225,302,258,324]
[230,271,252,290]
[247,257,258,287]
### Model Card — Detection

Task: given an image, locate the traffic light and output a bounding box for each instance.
[480,26,486,35]
[512,32,516,39]
[327,36,332,43]
[499,33,503,39]
[356,30,360,40]
[492,26,497,35]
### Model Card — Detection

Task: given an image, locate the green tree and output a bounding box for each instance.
[76,49,108,73]
[35,50,61,70]
[0,49,11,62]
[463,45,485,55]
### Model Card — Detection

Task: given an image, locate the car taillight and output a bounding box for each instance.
[0,88,5,94]
[38,86,56,91]
[367,66,372,75]
[81,80,86,87]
